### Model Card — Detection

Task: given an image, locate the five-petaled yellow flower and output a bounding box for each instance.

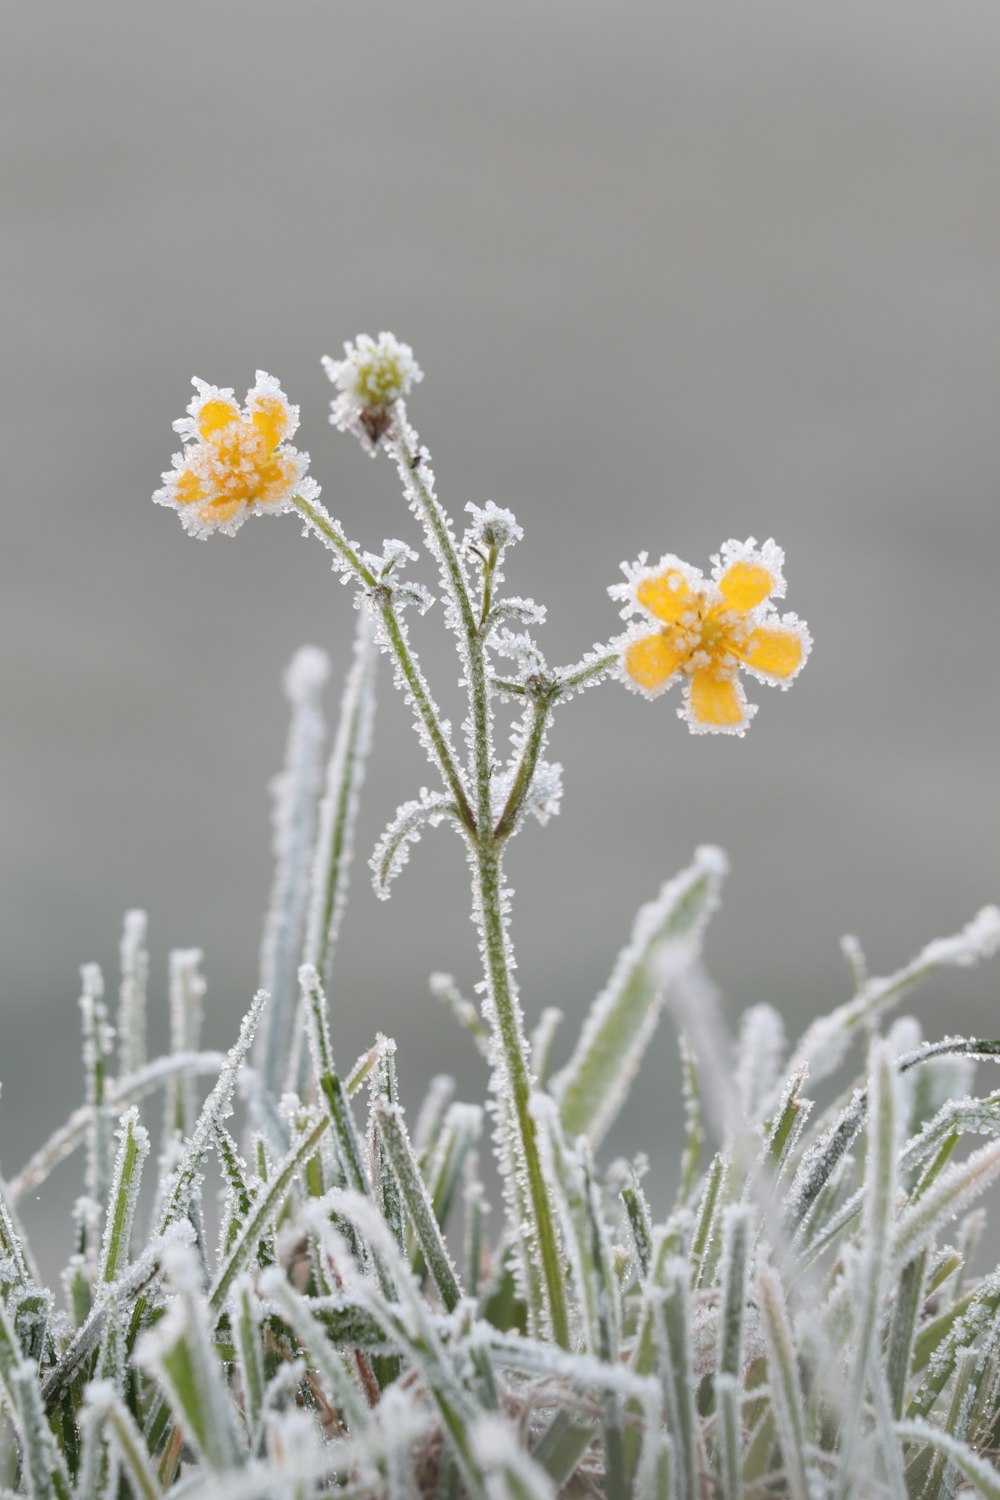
[610,538,811,735]
[154,373,318,538]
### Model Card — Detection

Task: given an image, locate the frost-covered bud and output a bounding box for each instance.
[154,372,318,538]
[322,332,423,454]
[464,501,523,557]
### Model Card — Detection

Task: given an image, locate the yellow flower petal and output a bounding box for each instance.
[256,451,298,507]
[636,569,692,624]
[688,670,746,730]
[251,396,290,453]
[199,495,243,523]
[197,397,241,440]
[624,633,684,694]
[736,623,805,680]
[174,468,203,506]
[717,559,775,612]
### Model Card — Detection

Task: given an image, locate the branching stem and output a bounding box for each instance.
[292,494,476,835]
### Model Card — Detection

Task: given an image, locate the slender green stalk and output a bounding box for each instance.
[475,841,569,1346]
[389,429,570,1346]
[292,494,475,833]
[555,649,620,694]
[493,696,552,840]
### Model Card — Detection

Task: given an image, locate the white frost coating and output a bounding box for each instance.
[116,910,148,1079]
[256,646,329,1102]
[790,907,1000,1090]
[551,845,728,1147]
[464,500,524,555]
[370,789,458,899]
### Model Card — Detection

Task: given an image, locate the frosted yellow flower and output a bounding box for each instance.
[154,373,318,538]
[610,538,811,735]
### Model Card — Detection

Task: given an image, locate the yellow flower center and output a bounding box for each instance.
[671,596,749,677]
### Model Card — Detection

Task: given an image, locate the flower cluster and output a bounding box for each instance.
[154,373,316,538]
[322,332,423,453]
[611,537,811,735]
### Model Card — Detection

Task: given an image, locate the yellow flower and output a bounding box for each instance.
[610,538,811,735]
[154,373,317,537]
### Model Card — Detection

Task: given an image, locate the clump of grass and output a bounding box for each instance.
[2,337,999,1497]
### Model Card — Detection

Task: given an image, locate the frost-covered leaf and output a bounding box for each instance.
[551,846,728,1146]
[256,646,329,1102]
[370,789,459,898]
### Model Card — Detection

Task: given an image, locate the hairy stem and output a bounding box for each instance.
[386,433,569,1345]
[292,494,475,834]
[493,695,552,840]
[474,838,569,1346]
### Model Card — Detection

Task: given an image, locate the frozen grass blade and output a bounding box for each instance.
[717,1204,752,1380]
[136,1242,245,1474]
[163,949,205,1142]
[7,1051,229,1208]
[551,846,727,1147]
[304,610,376,986]
[374,1103,463,1312]
[96,1108,149,1287]
[83,1384,159,1500]
[116,910,148,1080]
[898,1419,1000,1500]
[649,1260,699,1500]
[208,1112,329,1319]
[256,646,329,1102]
[790,906,1000,1088]
[757,1263,810,1500]
[157,991,266,1234]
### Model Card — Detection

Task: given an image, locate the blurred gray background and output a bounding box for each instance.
[3,1,1000,1260]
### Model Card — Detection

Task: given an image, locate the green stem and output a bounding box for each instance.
[557,648,620,694]
[292,495,475,835]
[390,434,570,1346]
[475,840,570,1347]
[493,696,552,840]
[478,542,499,631]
